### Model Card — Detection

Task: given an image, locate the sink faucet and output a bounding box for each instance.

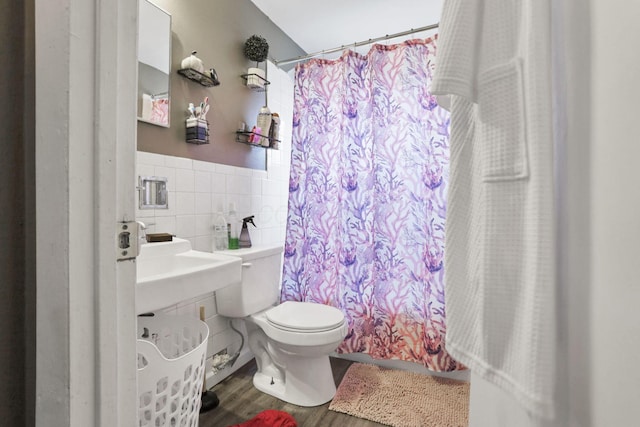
[136,221,154,246]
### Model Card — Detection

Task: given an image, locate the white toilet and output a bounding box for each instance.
[215,245,348,407]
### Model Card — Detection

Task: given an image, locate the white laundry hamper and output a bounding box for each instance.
[137,314,209,427]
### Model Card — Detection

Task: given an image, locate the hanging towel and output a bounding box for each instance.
[431,0,556,419]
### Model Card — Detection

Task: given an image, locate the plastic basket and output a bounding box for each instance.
[137,314,209,427]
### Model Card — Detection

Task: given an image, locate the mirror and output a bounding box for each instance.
[137,0,171,127]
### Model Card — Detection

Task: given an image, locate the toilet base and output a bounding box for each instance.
[252,354,337,407]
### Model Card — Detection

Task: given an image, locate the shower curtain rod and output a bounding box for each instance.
[274,22,439,66]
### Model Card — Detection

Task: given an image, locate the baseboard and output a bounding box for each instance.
[332,352,470,382]
[205,349,470,387]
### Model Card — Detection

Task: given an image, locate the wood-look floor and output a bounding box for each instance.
[199,357,386,427]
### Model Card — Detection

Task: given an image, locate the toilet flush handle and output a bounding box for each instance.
[242,262,252,268]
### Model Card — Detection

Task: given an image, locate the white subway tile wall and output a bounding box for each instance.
[136,62,294,385]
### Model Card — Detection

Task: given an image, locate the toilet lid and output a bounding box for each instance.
[266,301,345,332]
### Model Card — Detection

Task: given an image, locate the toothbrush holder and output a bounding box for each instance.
[186,117,209,144]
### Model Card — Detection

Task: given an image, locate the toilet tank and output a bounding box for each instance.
[215,245,283,317]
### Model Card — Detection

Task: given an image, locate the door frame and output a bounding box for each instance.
[35,0,138,425]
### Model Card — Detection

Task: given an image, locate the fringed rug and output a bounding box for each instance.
[329,363,469,427]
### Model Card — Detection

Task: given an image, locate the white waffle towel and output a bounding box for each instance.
[432,0,556,418]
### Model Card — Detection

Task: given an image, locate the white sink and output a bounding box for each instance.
[136,237,242,314]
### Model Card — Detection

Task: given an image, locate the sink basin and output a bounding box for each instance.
[136,237,242,314]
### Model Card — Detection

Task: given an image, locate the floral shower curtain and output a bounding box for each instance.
[281,37,462,371]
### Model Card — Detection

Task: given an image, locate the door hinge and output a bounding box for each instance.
[117,221,139,261]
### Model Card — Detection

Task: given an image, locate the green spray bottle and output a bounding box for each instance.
[227,203,239,249]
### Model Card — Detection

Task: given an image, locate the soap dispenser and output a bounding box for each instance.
[239,216,256,248]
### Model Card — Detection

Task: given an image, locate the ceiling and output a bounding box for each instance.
[250,0,443,63]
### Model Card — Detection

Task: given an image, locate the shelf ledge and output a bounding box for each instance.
[240,73,270,92]
[235,131,279,149]
[178,68,220,87]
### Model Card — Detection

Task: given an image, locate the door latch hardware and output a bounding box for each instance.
[117,221,140,261]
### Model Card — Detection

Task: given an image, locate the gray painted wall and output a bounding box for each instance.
[0,0,35,425]
[137,0,305,170]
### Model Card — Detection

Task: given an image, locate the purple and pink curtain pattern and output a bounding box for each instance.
[281,37,462,371]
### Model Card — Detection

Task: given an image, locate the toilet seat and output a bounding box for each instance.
[249,301,348,348]
[265,301,345,332]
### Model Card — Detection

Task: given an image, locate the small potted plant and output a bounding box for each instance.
[243,35,269,89]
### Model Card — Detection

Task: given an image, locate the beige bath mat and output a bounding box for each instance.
[329,363,469,427]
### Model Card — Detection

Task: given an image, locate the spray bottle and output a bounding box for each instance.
[239,216,256,248]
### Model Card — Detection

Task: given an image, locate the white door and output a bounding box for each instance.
[35,0,139,425]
